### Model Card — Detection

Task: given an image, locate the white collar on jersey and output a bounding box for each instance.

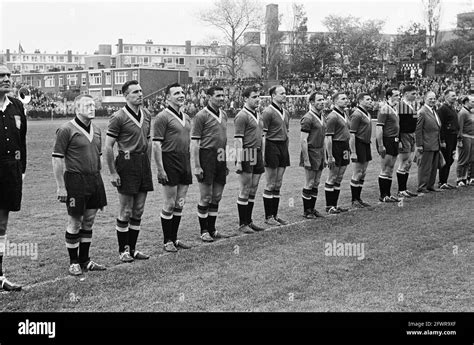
[270,103,285,120]
[309,108,323,125]
[123,106,144,128]
[165,107,186,127]
[205,106,223,123]
[242,107,259,124]
[71,119,94,143]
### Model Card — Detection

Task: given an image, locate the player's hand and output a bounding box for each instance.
[157,169,168,184]
[235,162,243,174]
[440,142,446,148]
[304,160,312,170]
[327,156,335,170]
[110,172,121,187]
[457,140,463,148]
[57,186,67,203]
[194,167,204,182]
[350,152,357,163]
[378,145,386,158]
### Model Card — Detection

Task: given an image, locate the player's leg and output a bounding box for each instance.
[248,173,265,230]
[208,182,225,236]
[198,182,213,241]
[0,210,21,291]
[66,214,83,275]
[237,171,253,233]
[357,162,371,206]
[350,162,365,208]
[161,185,178,252]
[302,169,317,218]
[456,138,469,186]
[273,167,287,224]
[79,208,106,271]
[325,166,339,214]
[334,165,348,211]
[379,155,396,201]
[116,193,134,261]
[128,191,149,259]
[172,184,191,249]
[396,152,411,196]
[310,168,325,217]
[263,167,279,225]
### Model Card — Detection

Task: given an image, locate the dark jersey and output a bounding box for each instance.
[377,103,399,138]
[326,108,350,142]
[234,107,264,149]
[0,96,27,172]
[300,109,325,148]
[350,106,372,144]
[191,106,227,149]
[262,103,290,141]
[153,108,191,153]
[398,100,418,133]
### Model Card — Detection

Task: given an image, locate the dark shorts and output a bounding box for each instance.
[265,140,290,168]
[199,148,227,185]
[332,141,350,167]
[0,159,22,211]
[354,138,372,163]
[115,152,154,195]
[399,132,415,153]
[383,136,399,157]
[239,148,265,174]
[300,147,324,171]
[162,151,193,186]
[64,172,107,216]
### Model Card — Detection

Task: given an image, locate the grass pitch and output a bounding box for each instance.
[0,118,472,312]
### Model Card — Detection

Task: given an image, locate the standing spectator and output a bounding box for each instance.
[456,95,474,186]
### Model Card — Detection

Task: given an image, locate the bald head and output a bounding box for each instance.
[424,91,436,108]
[0,65,12,95]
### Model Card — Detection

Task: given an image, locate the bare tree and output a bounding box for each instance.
[199,0,263,79]
[422,0,441,47]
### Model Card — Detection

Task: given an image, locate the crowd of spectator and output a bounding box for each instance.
[10,74,473,119]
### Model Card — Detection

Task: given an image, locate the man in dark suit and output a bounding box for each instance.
[415,91,445,194]
[437,89,459,189]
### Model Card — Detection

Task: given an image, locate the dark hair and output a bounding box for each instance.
[207,86,224,96]
[461,95,471,104]
[308,91,323,103]
[444,89,455,96]
[357,92,370,103]
[402,85,417,94]
[122,80,139,95]
[242,86,259,99]
[165,83,182,96]
[332,92,345,103]
[385,88,398,100]
[269,85,284,97]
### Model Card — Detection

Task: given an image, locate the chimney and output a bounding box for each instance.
[185,40,191,55]
[67,50,72,62]
[118,39,123,54]
[6,49,10,62]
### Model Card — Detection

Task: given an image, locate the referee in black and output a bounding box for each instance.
[0,65,26,291]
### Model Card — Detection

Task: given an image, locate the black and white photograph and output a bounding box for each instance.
[0,0,473,343]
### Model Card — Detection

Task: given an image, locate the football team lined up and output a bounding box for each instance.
[0,62,473,290]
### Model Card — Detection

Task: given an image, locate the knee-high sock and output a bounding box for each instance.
[378,175,391,198]
[208,203,219,234]
[172,207,183,242]
[325,183,336,208]
[65,231,80,264]
[237,196,248,226]
[160,209,173,244]
[79,229,92,264]
[197,204,209,234]
[310,188,318,210]
[334,182,341,206]
[0,234,5,276]
[359,179,365,200]
[247,194,256,225]
[396,169,408,192]
[350,179,362,202]
[263,189,273,219]
[115,219,129,253]
[128,217,141,254]
[273,190,281,217]
[302,188,312,212]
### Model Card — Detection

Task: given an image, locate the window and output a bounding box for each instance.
[67,74,77,86]
[48,56,54,62]
[115,89,123,95]
[24,76,33,85]
[196,58,205,66]
[115,71,127,84]
[154,48,161,54]
[105,72,111,84]
[131,56,137,64]
[209,59,217,65]
[59,76,64,86]
[58,56,65,62]
[81,74,87,86]
[23,55,29,61]
[34,78,41,87]
[12,55,17,61]
[32,56,38,62]
[175,57,185,65]
[45,76,55,87]
[141,57,149,65]
[163,57,173,64]
[89,73,101,85]
[132,71,138,80]
[145,46,151,53]
[163,47,169,54]
[74,56,79,62]
[124,46,131,53]
[197,69,206,77]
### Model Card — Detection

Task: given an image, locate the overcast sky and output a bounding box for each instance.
[1,0,472,54]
